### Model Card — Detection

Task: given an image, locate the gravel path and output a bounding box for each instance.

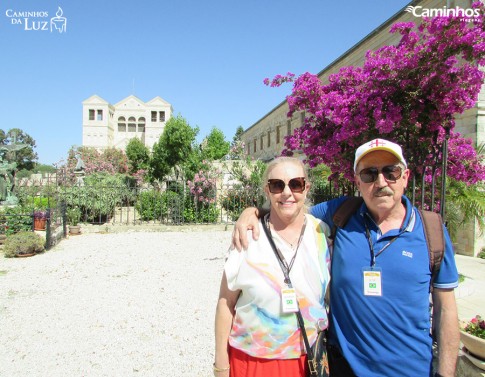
[0,230,232,377]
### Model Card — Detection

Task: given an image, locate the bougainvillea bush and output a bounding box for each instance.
[266,2,485,183]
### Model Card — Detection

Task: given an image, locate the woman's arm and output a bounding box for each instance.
[214,272,241,376]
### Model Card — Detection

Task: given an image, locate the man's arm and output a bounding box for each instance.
[231,207,262,251]
[432,288,459,377]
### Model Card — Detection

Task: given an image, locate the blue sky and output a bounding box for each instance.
[1,0,411,165]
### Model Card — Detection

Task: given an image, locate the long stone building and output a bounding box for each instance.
[242,0,484,256]
[82,94,173,152]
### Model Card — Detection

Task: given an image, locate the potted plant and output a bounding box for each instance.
[3,231,45,258]
[33,209,48,231]
[67,207,82,235]
[460,315,485,370]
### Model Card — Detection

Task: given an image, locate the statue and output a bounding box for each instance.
[73,153,85,186]
[0,133,28,204]
[74,153,85,171]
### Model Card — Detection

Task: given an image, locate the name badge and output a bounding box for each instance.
[362,267,382,296]
[281,288,299,313]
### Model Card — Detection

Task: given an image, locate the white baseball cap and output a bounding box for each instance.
[354,139,407,171]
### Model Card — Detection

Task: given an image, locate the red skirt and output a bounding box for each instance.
[229,345,308,377]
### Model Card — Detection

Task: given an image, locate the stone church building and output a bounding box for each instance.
[82,95,172,152]
[241,0,484,255]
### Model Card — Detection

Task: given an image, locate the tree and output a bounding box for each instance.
[149,114,199,182]
[231,126,244,148]
[201,127,230,161]
[265,4,485,184]
[65,146,128,179]
[229,126,245,159]
[0,128,38,171]
[125,137,150,174]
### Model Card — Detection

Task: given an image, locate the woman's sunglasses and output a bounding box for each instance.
[267,177,306,194]
[358,165,403,183]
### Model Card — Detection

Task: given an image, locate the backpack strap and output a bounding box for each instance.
[330,197,364,240]
[418,209,445,292]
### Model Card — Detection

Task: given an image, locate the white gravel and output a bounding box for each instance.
[0,229,232,377]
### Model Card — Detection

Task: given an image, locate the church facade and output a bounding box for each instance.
[82,95,172,152]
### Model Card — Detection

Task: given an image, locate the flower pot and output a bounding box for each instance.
[34,218,46,231]
[69,225,81,235]
[460,330,485,360]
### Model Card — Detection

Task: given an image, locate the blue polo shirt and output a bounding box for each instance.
[311,196,458,377]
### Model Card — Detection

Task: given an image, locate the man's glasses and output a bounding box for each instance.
[267,177,306,194]
[358,165,403,183]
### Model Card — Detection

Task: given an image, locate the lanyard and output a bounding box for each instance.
[264,214,307,286]
[364,217,402,267]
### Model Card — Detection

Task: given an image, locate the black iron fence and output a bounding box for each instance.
[1,165,447,251]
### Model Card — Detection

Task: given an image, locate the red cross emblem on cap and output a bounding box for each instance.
[369,139,386,148]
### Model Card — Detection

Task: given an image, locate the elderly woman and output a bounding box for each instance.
[214,157,330,377]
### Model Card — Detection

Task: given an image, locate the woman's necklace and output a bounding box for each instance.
[275,230,298,249]
[267,215,307,251]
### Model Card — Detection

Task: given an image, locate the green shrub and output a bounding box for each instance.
[60,173,135,223]
[221,187,264,221]
[478,248,485,259]
[135,190,164,221]
[66,207,81,226]
[0,206,33,235]
[4,231,45,258]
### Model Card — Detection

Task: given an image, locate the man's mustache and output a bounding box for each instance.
[374,187,394,197]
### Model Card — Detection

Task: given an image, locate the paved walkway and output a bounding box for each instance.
[454,255,485,377]
[455,255,485,322]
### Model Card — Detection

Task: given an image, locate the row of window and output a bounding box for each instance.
[151,111,166,122]
[248,121,292,154]
[89,109,103,121]
[88,110,166,123]
[118,116,145,133]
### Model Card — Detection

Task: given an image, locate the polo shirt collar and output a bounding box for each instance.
[358,195,416,232]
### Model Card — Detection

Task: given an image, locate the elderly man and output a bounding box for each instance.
[232,139,459,377]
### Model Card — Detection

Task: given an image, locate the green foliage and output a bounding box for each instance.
[66,207,81,226]
[135,190,164,221]
[135,190,184,222]
[61,173,135,223]
[229,126,245,160]
[308,164,334,204]
[16,169,32,179]
[478,248,485,259]
[0,128,38,171]
[149,114,199,182]
[0,206,33,235]
[201,127,230,161]
[445,178,485,242]
[4,231,44,258]
[183,196,219,223]
[34,163,56,174]
[220,188,264,221]
[126,137,150,174]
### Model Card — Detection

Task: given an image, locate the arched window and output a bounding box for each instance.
[138,117,146,133]
[118,116,126,132]
[128,117,136,132]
